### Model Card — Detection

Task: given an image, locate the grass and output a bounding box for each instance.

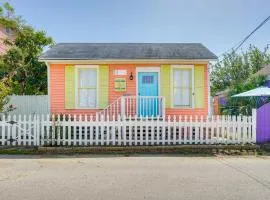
[0,145,261,156]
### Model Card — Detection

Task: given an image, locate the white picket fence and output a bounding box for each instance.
[0,111,256,147]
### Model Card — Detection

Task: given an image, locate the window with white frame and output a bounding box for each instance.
[77,68,97,108]
[173,69,192,107]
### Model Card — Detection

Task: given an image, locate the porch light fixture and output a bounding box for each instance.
[129,72,133,80]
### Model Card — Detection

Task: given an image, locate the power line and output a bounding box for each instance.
[234,15,270,52]
[218,15,270,58]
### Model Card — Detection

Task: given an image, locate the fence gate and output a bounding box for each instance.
[256,103,270,143]
[0,115,39,146]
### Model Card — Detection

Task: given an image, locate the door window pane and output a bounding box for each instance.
[142,75,154,84]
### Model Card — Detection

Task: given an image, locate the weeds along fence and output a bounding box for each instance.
[0,112,256,147]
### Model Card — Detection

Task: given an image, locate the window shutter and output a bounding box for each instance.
[98,65,109,109]
[160,64,171,108]
[194,65,205,108]
[65,65,75,109]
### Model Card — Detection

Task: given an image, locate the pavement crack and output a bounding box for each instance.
[216,157,270,190]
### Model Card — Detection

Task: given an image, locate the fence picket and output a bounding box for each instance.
[232,116,236,144]
[162,116,165,145]
[78,115,82,146]
[128,115,132,146]
[189,116,192,144]
[216,116,220,144]
[178,115,182,145]
[23,115,27,146]
[122,115,126,146]
[11,115,16,146]
[248,116,252,143]
[36,115,40,146]
[168,116,171,145]
[111,115,115,146]
[117,115,122,146]
[228,116,232,144]
[194,116,199,144]
[140,117,143,145]
[184,116,187,144]
[89,115,93,145]
[243,116,247,144]
[151,116,155,145]
[1,115,5,145]
[199,115,204,144]
[28,115,32,146]
[173,116,176,145]
[210,116,214,145]
[6,115,11,145]
[156,116,160,145]
[134,116,138,145]
[106,115,110,146]
[73,115,77,146]
[252,109,256,143]
[237,116,242,144]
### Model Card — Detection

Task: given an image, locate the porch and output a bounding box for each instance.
[98,96,166,120]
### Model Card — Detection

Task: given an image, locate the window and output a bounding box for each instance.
[142,75,154,84]
[173,69,192,107]
[77,68,97,108]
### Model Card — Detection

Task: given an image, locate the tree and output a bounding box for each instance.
[211,45,270,115]
[211,45,270,96]
[0,2,54,95]
[0,79,10,112]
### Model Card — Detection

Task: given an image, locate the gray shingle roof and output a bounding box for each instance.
[39,43,217,60]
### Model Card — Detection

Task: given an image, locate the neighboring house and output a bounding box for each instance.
[255,64,270,87]
[0,24,14,54]
[39,43,217,118]
[213,89,229,115]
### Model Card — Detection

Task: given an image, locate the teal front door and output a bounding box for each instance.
[138,72,159,117]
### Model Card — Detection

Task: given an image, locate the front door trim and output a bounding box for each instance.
[136,67,160,97]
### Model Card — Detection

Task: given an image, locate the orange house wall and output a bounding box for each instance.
[50,63,208,116]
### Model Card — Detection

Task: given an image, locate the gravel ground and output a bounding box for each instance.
[0,155,269,200]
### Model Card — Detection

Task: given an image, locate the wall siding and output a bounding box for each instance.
[50,63,208,116]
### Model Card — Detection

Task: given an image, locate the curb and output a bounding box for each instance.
[38,145,258,155]
[0,145,259,155]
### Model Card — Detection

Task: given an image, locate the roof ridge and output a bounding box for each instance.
[57,42,203,45]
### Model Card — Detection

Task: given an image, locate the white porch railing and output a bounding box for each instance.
[98,96,166,120]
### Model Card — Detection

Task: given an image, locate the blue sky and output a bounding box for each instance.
[10,0,270,56]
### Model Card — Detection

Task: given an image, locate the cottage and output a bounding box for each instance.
[40,43,217,118]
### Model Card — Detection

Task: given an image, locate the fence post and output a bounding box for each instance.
[36,114,40,147]
[252,109,257,143]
